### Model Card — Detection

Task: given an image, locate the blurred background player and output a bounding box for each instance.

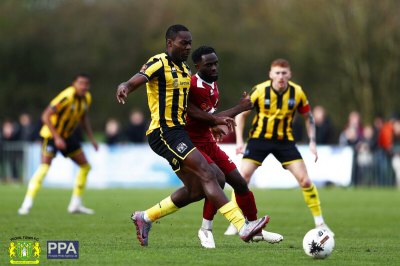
[225,59,334,236]
[186,46,283,248]
[116,25,269,247]
[18,73,98,215]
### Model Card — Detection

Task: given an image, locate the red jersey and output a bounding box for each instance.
[186,74,220,143]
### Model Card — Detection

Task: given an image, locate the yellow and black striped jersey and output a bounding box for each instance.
[139,52,191,135]
[248,80,310,141]
[40,86,91,139]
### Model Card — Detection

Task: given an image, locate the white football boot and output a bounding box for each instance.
[198,228,216,248]
[68,196,94,214]
[224,223,238,235]
[18,196,33,215]
[252,230,284,243]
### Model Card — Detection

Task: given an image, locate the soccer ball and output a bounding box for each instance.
[302,228,335,259]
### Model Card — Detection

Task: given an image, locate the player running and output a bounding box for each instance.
[116,25,270,247]
[224,59,334,236]
[186,46,283,248]
[18,73,98,215]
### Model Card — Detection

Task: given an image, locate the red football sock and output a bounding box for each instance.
[235,191,258,221]
[203,198,218,220]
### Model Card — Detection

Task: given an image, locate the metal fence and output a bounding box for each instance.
[0,141,28,183]
[0,141,397,187]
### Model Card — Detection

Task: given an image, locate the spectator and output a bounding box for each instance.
[16,113,38,141]
[105,118,121,145]
[1,119,20,181]
[356,125,375,185]
[339,111,363,146]
[313,105,335,144]
[1,119,19,141]
[125,109,147,143]
[390,118,400,188]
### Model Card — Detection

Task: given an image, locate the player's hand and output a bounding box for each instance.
[236,141,245,155]
[54,136,66,150]
[238,91,252,112]
[116,83,129,104]
[213,116,236,132]
[210,126,227,142]
[309,141,318,162]
[92,140,99,151]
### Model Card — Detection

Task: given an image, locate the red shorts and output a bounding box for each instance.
[195,142,236,175]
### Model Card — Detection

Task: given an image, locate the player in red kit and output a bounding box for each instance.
[186,46,283,248]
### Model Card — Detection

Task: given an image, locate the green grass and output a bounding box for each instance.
[1,186,400,265]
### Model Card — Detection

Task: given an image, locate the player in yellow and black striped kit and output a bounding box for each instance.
[224,59,335,236]
[116,24,269,247]
[18,74,98,215]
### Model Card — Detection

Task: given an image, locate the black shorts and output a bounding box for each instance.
[41,136,82,158]
[148,126,196,172]
[243,138,303,166]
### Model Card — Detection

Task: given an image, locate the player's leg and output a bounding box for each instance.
[68,150,94,214]
[198,163,225,248]
[224,167,283,243]
[18,139,54,215]
[280,145,334,236]
[224,159,259,235]
[132,128,269,246]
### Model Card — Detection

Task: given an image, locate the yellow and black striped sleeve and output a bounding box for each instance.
[49,88,74,113]
[139,58,164,81]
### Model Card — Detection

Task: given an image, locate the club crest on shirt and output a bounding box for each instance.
[288,99,296,107]
[200,103,209,111]
[173,79,179,89]
[176,142,188,153]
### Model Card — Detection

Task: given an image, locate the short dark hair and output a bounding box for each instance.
[165,24,189,41]
[73,73,90,82]
[191,46,216,64]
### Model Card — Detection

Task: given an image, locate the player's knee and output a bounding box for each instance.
[299,177,312,188]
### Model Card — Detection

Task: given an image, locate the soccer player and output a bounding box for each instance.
[186,46,283,248]
[18,73,98,215]
[224,59,334,236]
[116,24,269,247]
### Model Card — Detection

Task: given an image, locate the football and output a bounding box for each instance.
[302,228,335,259]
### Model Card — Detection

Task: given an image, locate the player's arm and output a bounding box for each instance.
[302,111,318,162]
[216,92,253,118]
[235,110,251,154]
[116,73,148,104]
[41,106,66,150]
[80,113,99,151]
[187,101,236,132]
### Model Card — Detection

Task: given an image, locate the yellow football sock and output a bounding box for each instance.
[145,196,179,222]
[219,201,246,231]
[302,183,322,217]
[26,164,49,198]
[72,164,91,197]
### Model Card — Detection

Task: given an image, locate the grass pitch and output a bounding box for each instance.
[1,186,400,265]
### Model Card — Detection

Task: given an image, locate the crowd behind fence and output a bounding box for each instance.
[1,108,400,187]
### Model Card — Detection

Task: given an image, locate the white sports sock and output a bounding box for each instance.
[201,218,213,230]
[143,211,152,223]
[69,195,82,206]
[21,196,33,209]
[314,215,325,226]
